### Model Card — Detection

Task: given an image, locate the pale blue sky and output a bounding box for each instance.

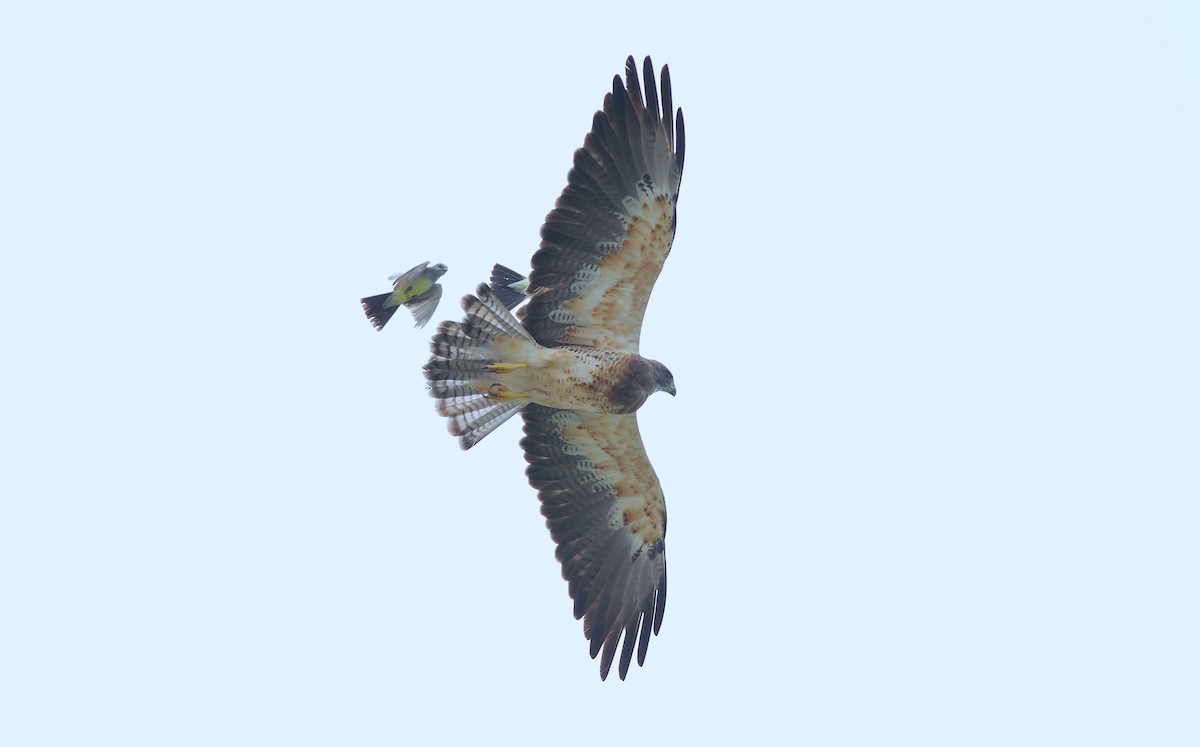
[3,2,1198,745]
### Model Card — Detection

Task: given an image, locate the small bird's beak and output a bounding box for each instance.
[667,383,677,396]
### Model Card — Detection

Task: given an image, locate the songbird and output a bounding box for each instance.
[361,262,448,330]
[488,263,532,310]
[424,56,684,680]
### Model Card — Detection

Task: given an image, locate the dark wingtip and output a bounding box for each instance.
[675,108,686,174]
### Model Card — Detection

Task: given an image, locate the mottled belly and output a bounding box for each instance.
[520,345,629,413]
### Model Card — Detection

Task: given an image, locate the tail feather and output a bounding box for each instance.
[490,263,530,310]
[463,284,533,341]
[361,293,400,331]
[425,284,536,449]
[437,394,523,449]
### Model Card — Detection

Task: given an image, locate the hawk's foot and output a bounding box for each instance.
[486,362,529,374]
[486,383,530,399]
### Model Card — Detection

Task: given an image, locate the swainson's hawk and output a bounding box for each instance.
[424,56,684,680]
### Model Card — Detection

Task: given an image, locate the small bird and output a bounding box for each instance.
[361,262,448,330]
[488,263,532,310]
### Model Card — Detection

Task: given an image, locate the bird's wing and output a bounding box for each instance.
[388,261,431,287]
[521,404,667,680]
[523,56,685,353]
[406,283,443,329]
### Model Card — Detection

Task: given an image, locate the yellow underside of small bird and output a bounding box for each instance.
[386,275,437,307]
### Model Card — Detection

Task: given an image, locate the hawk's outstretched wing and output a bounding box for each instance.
[521,404,667,681]
[522,56,686,353]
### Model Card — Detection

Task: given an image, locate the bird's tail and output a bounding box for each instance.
[424,284,537,449]
[361,293,400,331]
[489,263,530,310]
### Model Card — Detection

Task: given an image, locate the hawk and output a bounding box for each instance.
[361,261,448,330]
[424,56,684,680]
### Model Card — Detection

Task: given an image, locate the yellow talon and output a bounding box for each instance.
[486,362,529,374]
[486,383,530,399]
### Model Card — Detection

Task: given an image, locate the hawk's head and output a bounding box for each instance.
[649,359,676,398]
[612,356,675,413]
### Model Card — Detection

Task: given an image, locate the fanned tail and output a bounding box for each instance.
[424,284,536,449]
[361,293,399,331]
